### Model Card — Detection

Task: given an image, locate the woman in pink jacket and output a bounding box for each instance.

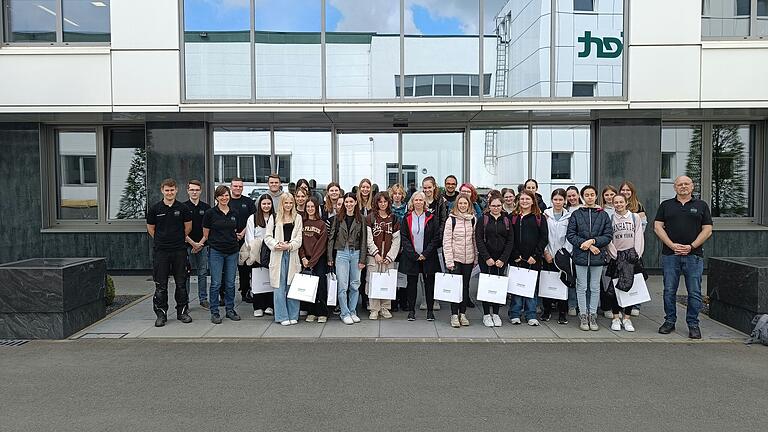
[443,195,477,328]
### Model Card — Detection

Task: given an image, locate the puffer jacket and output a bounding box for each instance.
[543,207,573,257]
[566,206,613,267]
[442,213,477,265]
[399,210,441,275]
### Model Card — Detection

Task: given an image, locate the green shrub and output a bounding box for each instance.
[105,275,115,306]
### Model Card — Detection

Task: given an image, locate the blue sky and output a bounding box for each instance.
[184,0,477,34]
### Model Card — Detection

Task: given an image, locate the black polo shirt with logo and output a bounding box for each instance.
[202,206,240,254]
[184,199,211,243]
[655,196,713,256]
[228,195,256,232]
[146,200,192,251]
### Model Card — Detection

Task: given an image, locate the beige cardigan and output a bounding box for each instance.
[264,213,303,288]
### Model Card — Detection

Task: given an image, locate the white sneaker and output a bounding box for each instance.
[492,314,502,327]
[568,307,577,317]
[611,318,621,331]
[351,315,361,323]
[280,320,291,326]
[623,318,635,332]
[264,307,274,316]
[604,310,614,319]
[253,309,264,317]
[305,314,316,322]
[450,314,461,328]
[317,316,328,323]
[342,316,354,325]
[510,317,521,325]
[299,310,308,317]
[433,301,441,311]
[482,315,493,327]
[630,308,640,317]
[289,319,298,325]
[528,319,540,326]
[419,302,427,310]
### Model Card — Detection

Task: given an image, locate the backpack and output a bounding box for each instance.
[745,314,768,346]
[483,214,509,231]
[510,213,542,227]
[451,215,476,230]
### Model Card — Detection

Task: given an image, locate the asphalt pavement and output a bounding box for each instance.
[1,340,765,431]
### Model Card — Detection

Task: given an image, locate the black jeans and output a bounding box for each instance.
[479,261,504,315]
[359,267,368,310]
[152,248,189,314]
[541,262,568,315]
[605,289,633,315]
[307,260,329,317]
[406,263,435,312]
[450,262,473,315]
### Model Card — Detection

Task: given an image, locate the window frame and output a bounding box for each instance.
[573,0,595,12]
[2,0,111,46]
[43,124,147,229]
[550,151,574,181]
[702,0,768,40]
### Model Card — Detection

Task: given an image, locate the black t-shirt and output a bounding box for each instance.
[146,200,192,251]
[655,197,713,256]
[444,192,458,204]
[202,206,240,254]
[283,223,294,244]
[184,199,211,243]
[228,195,256,231]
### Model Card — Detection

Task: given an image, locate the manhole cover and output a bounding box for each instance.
[0,340,29,347]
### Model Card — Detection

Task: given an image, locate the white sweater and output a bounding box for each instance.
[544,207,573,256]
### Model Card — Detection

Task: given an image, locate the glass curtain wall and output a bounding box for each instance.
[401,132,464,188]
[531,125,591,199]
[212,128,271,199]
[337,132,398,192]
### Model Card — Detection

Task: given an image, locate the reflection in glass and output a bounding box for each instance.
[63,0,111,42]
[326,0,400,98]
[470,127,528,191]
[274,130,332,191]
[184,0,252,99]
[532,125,590,199]
[711,125,754,217]
[660,125,702,202]
[702,0,751,37]
[402,132,463,193]
[6,0,58,42]
[109,129,146,219]
[338,133,397,191]
[757,0,768,35]
[57,131,98,220]
[213,129,271,199]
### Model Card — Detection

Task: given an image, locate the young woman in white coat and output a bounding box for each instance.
[244,194,275,317]
[264,193,303,326]
[542,188,572,324]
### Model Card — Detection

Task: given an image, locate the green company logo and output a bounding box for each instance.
[578,31,623,58]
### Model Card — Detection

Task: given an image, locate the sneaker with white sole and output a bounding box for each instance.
[369,311,378,320]
[604,310,614,319]
[459,313,470,326]
[579,314,589,331]
[528,319,540,326]
[433,302,441,311]
[492,314,502,327]
[289,319,298,325]
[342,316,354,325]
[611,317,621,331]
[264,307,274,316]
[588,313,599,331]
[351,315,361,323]
[306,314,316,322]
[450,314,461,328]
[630,308,640,317]
[419,302,427,310]
[280,320,291,326]
[482,315,494,327]
[380,309,392,319]
[510,317,521,325]
[253,309,264,317]
[623,318,635,332]
[317,316,327,323]
[568,307,577,317]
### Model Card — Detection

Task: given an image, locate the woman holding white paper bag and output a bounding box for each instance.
[509,190,548,326]
[327,192,367,325]
[299,197,329,323]
[605,194,644,332]
[475,196,514,327]
[265,193,303,326]
[245,194,276,318]
[365,191,401,320]
[541,188,572,325]
[443,195,477,328]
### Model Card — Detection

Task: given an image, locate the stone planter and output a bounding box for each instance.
[708,257,768,334]
[0,258,107,339]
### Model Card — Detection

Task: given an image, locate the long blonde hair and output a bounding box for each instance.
[450,195,473,217]
[357,178,372,212]
[276,192,297,223]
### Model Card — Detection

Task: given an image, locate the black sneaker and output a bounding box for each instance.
[426,311,435,321]
[540,310,552,322]
[688,326,702,339]
[333,306,341,315]
[557,312,568,325]
[211,314,222,324]
[241,291,253,303]
[154,311,167,327]
[177,309,192,324]
[226,310,241,321]
[658,322,676,334]
[200,300,210,310]
[407,311,416,321]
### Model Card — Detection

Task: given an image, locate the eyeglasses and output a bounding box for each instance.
[490,204,502,208]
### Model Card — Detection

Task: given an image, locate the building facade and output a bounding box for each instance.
[0,0,766,270]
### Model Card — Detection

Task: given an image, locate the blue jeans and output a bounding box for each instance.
[186,245,209,303]
[568,286,577,309]
[335,248,361,319]
[575,265,602,315]
[510,295,537,321]
[273,252,299,322]
[662,254,704,327]
[208,248,237,316]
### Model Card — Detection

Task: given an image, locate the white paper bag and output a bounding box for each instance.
[507,266,538,298]
[369,269,398,300]
[250,267,272,294]
[538,270,568,300]
[326,273,337,306]
[433,272,463,303]
[287,273,319,303]
[613,274,651,308]
[476,273,509,305]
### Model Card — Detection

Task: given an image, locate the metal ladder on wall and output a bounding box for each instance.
[484,13,511,176]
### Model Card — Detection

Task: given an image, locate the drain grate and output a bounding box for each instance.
[0,340,30,347]
[79,333,128,339]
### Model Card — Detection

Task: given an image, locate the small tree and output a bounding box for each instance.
[116,147,147,219]
[685,127,702,196]
[711,125,747,217]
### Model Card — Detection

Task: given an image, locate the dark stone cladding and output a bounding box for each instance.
[708,257,768,334]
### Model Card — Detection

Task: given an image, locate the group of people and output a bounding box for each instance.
[147,173,712,339]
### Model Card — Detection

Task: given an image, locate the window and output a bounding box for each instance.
[415,75,433,97]
[51,126,145,224]
[213,155,272,184]
[574,0,594,12]
[711,124,755,217]
[702,0,753,37]
[758,0,768,35]
[274,130,331,190]
[661,152,676,180]
[572,82,596,97]
[3,0,110,44]
[551,152,572,179]
[397,74,492,97]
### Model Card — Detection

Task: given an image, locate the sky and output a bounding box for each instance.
[183,0,508,34]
